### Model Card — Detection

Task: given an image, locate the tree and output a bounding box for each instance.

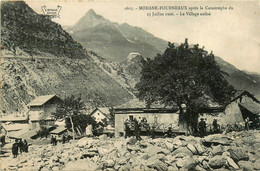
[135,39,236,132]
[52,95,97,139]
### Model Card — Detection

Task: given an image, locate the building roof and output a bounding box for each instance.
[97,107,110,115]
[231,91,260,104]
[0,114,28,122]
[27,95,60,107]
[2,123,29,131]
[113,108,179,114]
[90,107,110,117]
[8,129,39,139]
[239,103,260,114]
[50,126,67,135]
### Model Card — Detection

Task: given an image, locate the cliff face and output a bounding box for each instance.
[0,1,133,115]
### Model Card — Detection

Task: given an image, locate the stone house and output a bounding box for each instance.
[199,91,260,126]
[27,95,61,130]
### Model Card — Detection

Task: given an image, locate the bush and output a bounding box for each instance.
[36,127,49,138]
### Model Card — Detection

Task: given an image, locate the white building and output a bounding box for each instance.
[89,107,110,123]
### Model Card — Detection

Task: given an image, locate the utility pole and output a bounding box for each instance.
[69,114,75,140]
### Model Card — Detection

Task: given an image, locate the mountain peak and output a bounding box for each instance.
[85,9,97,17]
[71,8,112,32]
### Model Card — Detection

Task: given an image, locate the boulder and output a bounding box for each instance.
[203,134,232,146]
[195,165,207,171]
[172,138,183,149]
[228,147,249,163]
[227,157,239,169]
[248,152,256,162]
[165,142,174,151]
[126,137,137,145]
[172,147,193,157]
[168,165,179,171]
[174,153,189,159]
[118,163,131,171]
[212,145,224,156]
[146,160,168,171]
[195,144,205,155]
[238,161,254,171]
[76,137,92,148]
[104,159,115,168]
[202,160,210,170]
[209,155,227,169]
[222,151,231,158]
[145,146,170,156]
[98,147,115,156]
[187,143,198,154]
[176,158,186,168]
[127,145,141,152]
[165,154,176,165]
[253,159,260,170]
[138,142,148,148]
[183,157,198,170]
[99,134,108,141]
[85,125,93,137]
[62,160,99,171]
[117,157,128,165]
[145,155,162,166]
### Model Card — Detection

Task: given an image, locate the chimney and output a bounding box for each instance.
[184,38,188,48]
[185,38,188,44]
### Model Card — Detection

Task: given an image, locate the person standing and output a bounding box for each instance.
[213,119,218,133]
[253,117,259,129]
[150,126,156,139]
[62,134,66,144]
[12,139,19,158]
[198,118,206,138]
[54,136,57,146]
[23,139,28,153]
[245,117,250,131]
[134,118,142,141]
[166,127,173,138]
[18,139,24,154]
[51,136,54,145]
[124,119,130,138]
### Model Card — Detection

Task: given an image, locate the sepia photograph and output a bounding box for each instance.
[0,0,260,170]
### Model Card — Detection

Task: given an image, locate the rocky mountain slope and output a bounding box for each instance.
[215,57,260,99]
[0,1,134,115]
[90,52,146,93]
[66,9,168,62]
[90,52,260,100]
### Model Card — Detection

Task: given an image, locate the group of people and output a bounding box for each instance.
[197,116,260,138]
[124,117,143,141]
[51,134,69,146]
[124,116,177,140]
[12,139,28,158]
[50,136,58,146]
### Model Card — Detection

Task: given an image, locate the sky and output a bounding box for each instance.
[26,0,260,73]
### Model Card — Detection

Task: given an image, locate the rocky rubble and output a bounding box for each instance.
[1,130,260,171]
